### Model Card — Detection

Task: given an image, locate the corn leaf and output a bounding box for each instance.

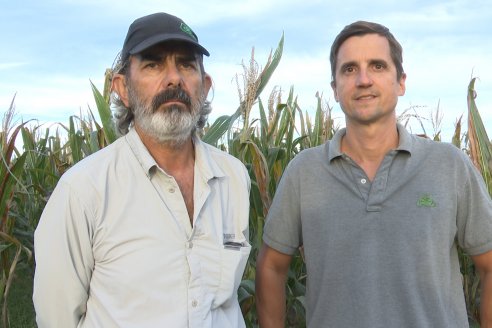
[91,81,117,145]
[467,77,492,194]
[255,33,284,99]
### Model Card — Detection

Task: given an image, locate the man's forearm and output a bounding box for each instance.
[480,272,492,328]
[256,267,287,327]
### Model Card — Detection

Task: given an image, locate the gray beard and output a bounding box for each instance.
[128,87,202,148]
[135,104,200,147]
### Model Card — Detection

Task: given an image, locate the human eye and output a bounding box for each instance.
[144,62,158,69]
[137,56,161,72]
[372,61,387,71]
[181,62,194,69]
[341,64,356,74]
[179,58,198,71]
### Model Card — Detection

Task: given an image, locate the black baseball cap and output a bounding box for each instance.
[121,12,210,60]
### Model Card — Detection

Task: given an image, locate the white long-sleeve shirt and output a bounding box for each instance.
[33,128,251,328]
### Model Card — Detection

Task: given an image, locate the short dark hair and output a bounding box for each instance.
[330,21,404,82]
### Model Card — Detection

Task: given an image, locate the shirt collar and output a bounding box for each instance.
[327,127,345,162]
[327,123,413,162]
[125,128,226,180]
[193,136,226,180]
[394,123,412,153]
[125,128,157,177]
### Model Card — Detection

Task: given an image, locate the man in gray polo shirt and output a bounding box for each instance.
[255,21,492,327]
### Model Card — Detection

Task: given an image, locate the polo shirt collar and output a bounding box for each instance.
[395,123,412,153]
[327,127,345,162]
[327,123,413,162]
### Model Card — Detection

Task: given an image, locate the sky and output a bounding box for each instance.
[1,0,491,141]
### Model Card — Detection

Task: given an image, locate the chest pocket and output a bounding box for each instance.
[214,242,251,308]
[187,239,251,310]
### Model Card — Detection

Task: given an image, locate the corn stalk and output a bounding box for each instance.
[0,100,32,328]
[3,36,492,328]
[467,77,492,194]
[461,77,492,326]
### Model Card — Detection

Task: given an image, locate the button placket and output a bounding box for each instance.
[366,152,394,211]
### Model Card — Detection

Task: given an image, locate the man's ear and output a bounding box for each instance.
[112,73,130,107]
[398,72,407,97]
[203,73,212,98]
[331,80,339,102]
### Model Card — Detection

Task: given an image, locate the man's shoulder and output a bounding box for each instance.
[290,143,328,166]
[409,135,478,178]
[200,140,246,168]
[60,136,128,183]
[411,134,466,159]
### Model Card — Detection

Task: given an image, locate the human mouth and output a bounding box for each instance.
[163,99,186,106]
[355,94,376,101]
[152,89,191,112]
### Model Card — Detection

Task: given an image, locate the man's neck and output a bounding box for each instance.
[341,119,399,180]
[135,127,196,175]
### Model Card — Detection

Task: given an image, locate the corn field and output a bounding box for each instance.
[1,36,491,327]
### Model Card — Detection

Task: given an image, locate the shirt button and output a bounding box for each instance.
[191,300,198,307]
[360,178,367,184]
[168,188,175,193]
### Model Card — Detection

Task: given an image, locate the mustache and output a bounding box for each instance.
[151,88,192,112]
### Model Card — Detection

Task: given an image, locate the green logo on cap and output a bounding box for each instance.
[180,22,197,41]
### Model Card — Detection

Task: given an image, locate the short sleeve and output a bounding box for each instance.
[262,161,303,255]
[456,154,492,255]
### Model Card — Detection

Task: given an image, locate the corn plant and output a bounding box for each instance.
[459,77,492,326]
[467,78,492,194]
[0,100,32,328]
[202,35,337,326]
[2,34,491,328]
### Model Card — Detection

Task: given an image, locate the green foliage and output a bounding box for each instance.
[6,265,35,328]
[0,102,32,328]
[91,80,117,145]
[467,78,492,194]
[1,36,491,327]
[461,78,492,326]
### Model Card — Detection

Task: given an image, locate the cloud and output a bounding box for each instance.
[0,74,100,122]
[0,62,27,70]
[65,0,307,25]
[2,0,491,143]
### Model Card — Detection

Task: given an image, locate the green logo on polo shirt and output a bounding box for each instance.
[417,194,437,207]
[180,22,197,41]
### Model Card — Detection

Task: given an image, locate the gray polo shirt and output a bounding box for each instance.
[263,124,492,328]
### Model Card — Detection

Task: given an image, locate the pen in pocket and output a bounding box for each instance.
[224,241,243,250]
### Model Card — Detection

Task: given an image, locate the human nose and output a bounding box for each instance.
[162,63,182,88]
[356,68,372,87]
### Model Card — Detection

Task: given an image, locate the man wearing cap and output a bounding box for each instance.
[33,12,251,328]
